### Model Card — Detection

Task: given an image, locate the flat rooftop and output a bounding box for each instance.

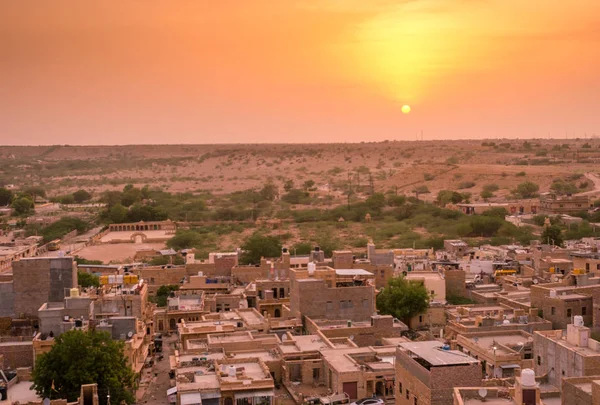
[219,361,269,382]
[7,381,41,403]
[279,335,330,354]
[537,330,600,357]
[400,341,479,366]
[334,269,373,276]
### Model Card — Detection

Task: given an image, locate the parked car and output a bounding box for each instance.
[349,398,385,405]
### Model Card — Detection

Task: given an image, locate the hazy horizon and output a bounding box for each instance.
[2,1,599,145]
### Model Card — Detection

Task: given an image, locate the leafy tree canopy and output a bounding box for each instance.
[240,232,282,265]
[32,329,135,405]
[0,188,13,206]
[11,197,34,215]
[377,276,430,324]
[73,189,92,203]
[77,271,100,288]
[513,181,539,199]
[541,225,564,247]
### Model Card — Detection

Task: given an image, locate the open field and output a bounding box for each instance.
[3,140,600,263]
[2,140,600,204]
[74,242,166,263]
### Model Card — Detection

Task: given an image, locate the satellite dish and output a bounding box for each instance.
[349,335,354,341]
[473,337,479,343]
[43,398,51,405]
[533,279,539,284]
[127,331,134,339]
[478,388,488,399]
[281,334,288,342]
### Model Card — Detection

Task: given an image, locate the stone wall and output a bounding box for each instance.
[0,281,15,317]
[445,269,466,298]
[12,257,76,318]
[0,340,34,368]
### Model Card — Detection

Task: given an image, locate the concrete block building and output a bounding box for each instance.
[396,340,481,405]
[289,266,376,322]
[534,320,600,389]
[12,257,77,318]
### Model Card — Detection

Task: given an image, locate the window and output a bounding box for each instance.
[551,307,556,315]
[586,263,590,271]
[406,390,409,399]
[537,356,541,366]
[398,382,403,394]
[567,308,572,317]
[341,300,354,309]
[326,301,333,311]
[582,307,587,315]
[414,398,417,405]
[362,299,369,308]
[419,316,423,323]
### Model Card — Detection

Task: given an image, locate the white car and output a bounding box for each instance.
[350,398,385,405]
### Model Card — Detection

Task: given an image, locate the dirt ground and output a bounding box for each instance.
[3,141,600,204]
[75,242,166,263]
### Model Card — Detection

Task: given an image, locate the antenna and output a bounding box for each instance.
[478,388,488,399]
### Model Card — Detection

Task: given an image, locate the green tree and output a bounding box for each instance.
[283,179,294,192]
[377,276,430,325]
[436,190,464,206]
[74,256,103,265]
[77,271,100,288]
[259,182,278,201]
[0,188,13,206]
[480,189,494,201]
[32,329,135,405]
[107,204,128,223]
[514,181,539,198]
[23,186,46,200]
[126,204,167,222]
[100,191,123,208]
[365,193,386,211]
[282,189,310,205]
[73,189,92,203]
[412,185,430,200]
[386,195,406,207]
[156,284,180,307]
[11,196,34,215]
[541,225,564,247]
[60,194,76,204]
[167,230,204,251]
[240,232,282,265]
[303,179,315,191]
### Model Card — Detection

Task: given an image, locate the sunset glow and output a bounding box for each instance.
[1,0,599,144]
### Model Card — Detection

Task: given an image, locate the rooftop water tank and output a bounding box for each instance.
[70,288,79,298]
[549,289,557,298]
[521,368,536,387]
[228,365,236,377]
[308,262,316,275]
[574,315,584,327]
[198,271,203,277]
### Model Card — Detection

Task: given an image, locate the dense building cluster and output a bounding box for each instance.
[2,227,600,405]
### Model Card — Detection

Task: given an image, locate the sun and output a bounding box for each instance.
[401,105,411,114]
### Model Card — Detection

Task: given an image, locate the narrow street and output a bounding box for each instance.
[137,334,177,405]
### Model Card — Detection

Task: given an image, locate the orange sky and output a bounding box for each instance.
[1,1,599,144]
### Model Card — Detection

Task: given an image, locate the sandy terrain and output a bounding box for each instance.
[75,242,166,263]
[2,141,599,204]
